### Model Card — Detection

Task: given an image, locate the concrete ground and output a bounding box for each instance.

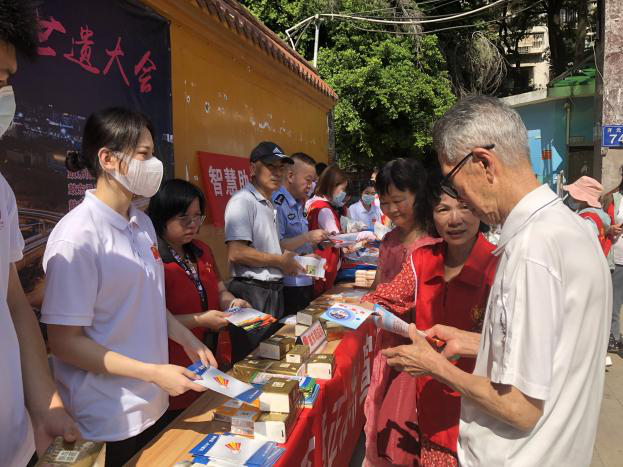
[350,353,623,467]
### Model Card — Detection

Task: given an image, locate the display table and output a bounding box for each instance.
[127,285,376,467]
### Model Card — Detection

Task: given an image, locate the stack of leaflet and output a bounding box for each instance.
[227,307,276,333]
[299,376,319,408]
[189,434,284,466]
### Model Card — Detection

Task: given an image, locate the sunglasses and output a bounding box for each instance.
[440,144,495,199]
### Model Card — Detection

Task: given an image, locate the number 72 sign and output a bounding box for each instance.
[602,125,623,147]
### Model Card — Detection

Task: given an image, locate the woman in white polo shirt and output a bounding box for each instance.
[41,107,216,466]
[347,180,383,230]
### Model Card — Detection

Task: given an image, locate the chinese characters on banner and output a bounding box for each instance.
[197,152,251,227]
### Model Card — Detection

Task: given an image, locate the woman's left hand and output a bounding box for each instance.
[229,298,252,309]
[382,323,441,377]
[181,331,218,368]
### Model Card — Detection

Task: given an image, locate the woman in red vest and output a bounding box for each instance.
[148,179,250,422]
[363,178,498,466]
[305,164,349,296]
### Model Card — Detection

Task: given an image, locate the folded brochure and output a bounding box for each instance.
[226,307,275,331]
[188,362,261,404]
[321,302,373,329]
[294,255,326,278]
[190,434,284,466]
[328,232,359,247]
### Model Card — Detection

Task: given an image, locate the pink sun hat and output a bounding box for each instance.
[563,176,603,208]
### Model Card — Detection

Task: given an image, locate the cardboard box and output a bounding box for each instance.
[258,336,296,360]
[232,357,274,382]
[267,361,306,378]
[35,438,104,467]
[253,407,301,444]
[306,354,335,380]
[286,344,310,364]
[295,323,309,337]
[259,378,302,413]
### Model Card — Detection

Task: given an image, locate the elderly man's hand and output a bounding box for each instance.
[381,323,443,377]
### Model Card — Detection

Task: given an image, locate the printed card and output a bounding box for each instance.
[187,362,261,404]
[321,302,373,329]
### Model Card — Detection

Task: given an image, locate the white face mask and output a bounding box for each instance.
[107,152,163,197]
[0,86,16,139]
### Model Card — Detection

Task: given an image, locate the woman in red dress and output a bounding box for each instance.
[363,182,498,466]
[148,179,250,422]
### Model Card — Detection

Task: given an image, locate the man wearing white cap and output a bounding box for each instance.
[564,176,611,252]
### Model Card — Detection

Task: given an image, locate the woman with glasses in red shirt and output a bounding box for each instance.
[148,179,250,423]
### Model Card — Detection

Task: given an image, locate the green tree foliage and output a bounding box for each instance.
[238,0,456,168]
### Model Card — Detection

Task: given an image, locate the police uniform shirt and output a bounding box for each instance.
[273,186,313,287]
[225,182,283,282]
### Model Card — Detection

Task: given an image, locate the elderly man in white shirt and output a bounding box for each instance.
[383,95,610,466]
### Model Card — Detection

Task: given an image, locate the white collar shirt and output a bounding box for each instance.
[347,200,382,230]
[40,190,168,441]
[458,184,611,466]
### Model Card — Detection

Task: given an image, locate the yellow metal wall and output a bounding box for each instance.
[144,0,335,276]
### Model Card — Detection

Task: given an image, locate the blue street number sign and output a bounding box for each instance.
[602,125,623,147]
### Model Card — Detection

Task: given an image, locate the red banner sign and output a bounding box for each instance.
[197,152,251,227]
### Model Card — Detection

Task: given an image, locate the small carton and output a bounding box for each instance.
[258,336,296,360]
[253,408,301,444]
[35,438,104,467]
[295,323,309,337]
[259,378,302,413]
[286,344,310,364]
[306,354,335,380]
[267,361,306,377]
[232,357,274,382]
[296,309,316,326]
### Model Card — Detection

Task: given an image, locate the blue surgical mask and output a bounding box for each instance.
[333,190,346,207]
[362,194,375,206]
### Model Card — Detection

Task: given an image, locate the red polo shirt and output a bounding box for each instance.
[161,238,221,410]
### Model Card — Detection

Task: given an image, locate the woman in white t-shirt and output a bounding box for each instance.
[41,108,216,466]
[347,180,383,230]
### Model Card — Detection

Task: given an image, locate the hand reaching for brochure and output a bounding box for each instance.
[424,324,480,359]
[180,329,218,369]
[197,310,231,331]
[382,323,443,377]
[306,229,330,245]
[228,298,252,309]
[279,250,306,276]
[150,364,208,396]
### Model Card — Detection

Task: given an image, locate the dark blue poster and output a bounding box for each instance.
[0,0,173,311]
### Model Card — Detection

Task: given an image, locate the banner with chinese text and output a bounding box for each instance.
[197,151,251,228]
[0,0,172,313]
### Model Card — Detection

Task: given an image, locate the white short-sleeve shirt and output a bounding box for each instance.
[458,185,611,466]
[41,190,168,442]
[347,200,382,230]
[0,173,35,467]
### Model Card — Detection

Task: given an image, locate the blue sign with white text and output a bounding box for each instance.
[602,125,623,147]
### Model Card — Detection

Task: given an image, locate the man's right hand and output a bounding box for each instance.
[196,310,231,330]
[149,364,207,396]
[279,250,306,275]
[306,229,330,245]
[424,324,481,359]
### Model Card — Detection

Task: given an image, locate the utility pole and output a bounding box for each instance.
[595,0,623,188]
[313,15,320,68]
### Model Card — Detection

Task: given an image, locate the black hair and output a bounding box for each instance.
[0,0,38,58]
[291,152,316,167]
[315,162,328,177]
[147,179,205,237]
[360,180,375,193]
[376,158,430,232]
[427,166,489,235]
[66,107,155,178]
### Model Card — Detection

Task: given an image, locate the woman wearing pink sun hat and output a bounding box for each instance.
[563,176,611,255]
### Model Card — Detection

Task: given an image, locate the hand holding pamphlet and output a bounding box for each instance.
[294,255,326,278]
[187,362,261,404]
[226,307,276,332]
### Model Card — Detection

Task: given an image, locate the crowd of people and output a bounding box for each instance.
[0,2,614,467]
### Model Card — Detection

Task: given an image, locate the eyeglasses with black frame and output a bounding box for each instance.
[440,144,495,199]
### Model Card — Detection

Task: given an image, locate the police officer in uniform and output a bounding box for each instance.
[273,153,329,315]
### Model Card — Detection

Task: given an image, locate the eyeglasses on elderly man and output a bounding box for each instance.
[440,144,495,199]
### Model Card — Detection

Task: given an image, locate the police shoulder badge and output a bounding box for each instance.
[274,194,285,205]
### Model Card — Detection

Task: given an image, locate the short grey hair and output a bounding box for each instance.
[432,95,530,166]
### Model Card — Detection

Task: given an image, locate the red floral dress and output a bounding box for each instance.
[363,234,498,466]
